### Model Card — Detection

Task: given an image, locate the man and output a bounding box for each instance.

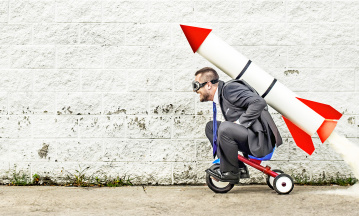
[193,67,282,183]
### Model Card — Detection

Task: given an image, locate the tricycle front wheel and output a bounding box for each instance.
[206,164,234,193]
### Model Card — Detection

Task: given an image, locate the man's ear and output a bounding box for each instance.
[207,82,212,90]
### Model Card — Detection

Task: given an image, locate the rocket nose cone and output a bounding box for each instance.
[180,25,212,53]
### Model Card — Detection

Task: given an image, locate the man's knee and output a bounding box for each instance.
[205,121,213,137]
[218,121,232,138]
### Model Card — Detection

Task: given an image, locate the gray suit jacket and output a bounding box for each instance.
[218,80,282,157]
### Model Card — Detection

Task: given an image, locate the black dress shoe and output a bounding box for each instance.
[239,166,250,179]
[206,168,239,184]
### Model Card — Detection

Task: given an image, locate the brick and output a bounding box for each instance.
[173,115,210,139]
[274,68,355,92]
[56,92,102,115]
[79,24,126,45]
[8,162,32,182]
[103,46,149,69]
[287,46,332,68]
[86,162,172,185]
[82,70,127,92]
[149,46,197,69]
[9,0,55,23]
[103,139,195,162]
[0,92,7,114]
[335,115,358,138]
[10,46,55,69]
[0,116,32,138]
[126,23,171,46]
[33,116,78,138]
[194,1,240,22]
[174,69,194,92]
[127,116,172,139]
[240,0,286,23]
[173,162,198,184]
[0,24,32,45]
[34,69,81,92]
[150,92,195,115]
[30,161,67,181]
[214,23,264,46]
[270,138,290,161]
[0,46,9,68]
[0,161,10,182]
[236,46,287,68]
[333,46,359,68]
[0,1,8,22]
[287,1,332,23]
[8,92,55,115]
[195,139,212,161]
[195,99,212,116]
[57,46,102,69]
[312,24,356,45]
[56,0,101,23]
[54,139,103,162]
[127,69,172,92]
[103,93,148,115]
[103,1,149,23]
[79,116,125,138]
[332,1,359,23]
[0,70,32,91]
[33,24,79,45]
[264,24,310,46]
[0,140,35,162]
[150,1,194,23]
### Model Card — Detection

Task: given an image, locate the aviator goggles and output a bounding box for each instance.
[192,79,219,92]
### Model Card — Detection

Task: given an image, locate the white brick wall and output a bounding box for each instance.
[0,0,358,185]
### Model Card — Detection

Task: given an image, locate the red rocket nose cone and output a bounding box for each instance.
[180,25,212,53]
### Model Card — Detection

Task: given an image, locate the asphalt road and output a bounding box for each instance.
[0,185,358,216]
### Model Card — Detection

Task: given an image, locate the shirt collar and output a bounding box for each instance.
[213,86,219,104]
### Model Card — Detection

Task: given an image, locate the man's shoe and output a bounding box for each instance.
[206,168,239,184]
[239,166,250,179]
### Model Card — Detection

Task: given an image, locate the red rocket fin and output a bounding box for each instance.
[296,97,342,120]
[283,116,315,155]
[317,119,337,143]
[180,25,212,53]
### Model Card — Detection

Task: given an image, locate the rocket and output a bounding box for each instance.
[180,24,342,155]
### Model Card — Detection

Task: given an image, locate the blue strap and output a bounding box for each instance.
[213,102,218,157]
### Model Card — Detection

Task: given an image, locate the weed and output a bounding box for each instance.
[292,172,357,186]
[32,174,40,185]
[64,166,133,187]
[10,165,29,186]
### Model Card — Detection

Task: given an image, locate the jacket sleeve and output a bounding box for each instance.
[223,83,267,128]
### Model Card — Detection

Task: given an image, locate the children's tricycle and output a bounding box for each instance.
[206,149,294,195]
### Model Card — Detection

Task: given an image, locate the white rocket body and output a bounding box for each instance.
[198,33,323,136]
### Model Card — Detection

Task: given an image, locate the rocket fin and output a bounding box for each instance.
[283,116,315,155]
[297,97,342,120]
[180,25,212,53]
[317,119,337,143]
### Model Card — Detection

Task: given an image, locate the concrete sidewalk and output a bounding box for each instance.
[0,185,358,216]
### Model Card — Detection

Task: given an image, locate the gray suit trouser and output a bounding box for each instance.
[205,120,251,173]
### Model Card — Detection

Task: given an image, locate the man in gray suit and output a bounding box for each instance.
[193,67,282,183]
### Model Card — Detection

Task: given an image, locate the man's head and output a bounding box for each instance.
[193,67,219,102]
